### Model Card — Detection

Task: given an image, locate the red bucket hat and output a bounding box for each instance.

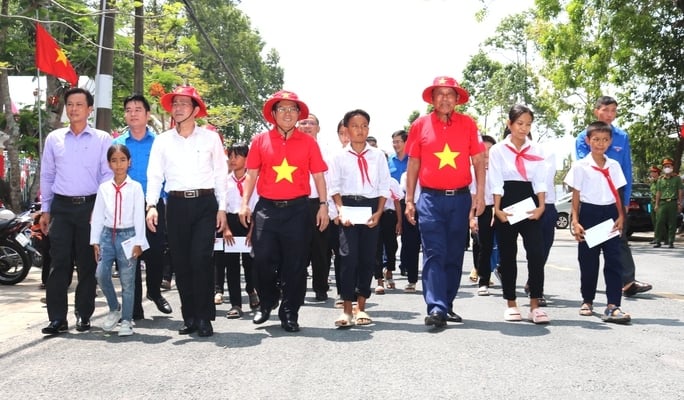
[262,90,309,125]
[422,76,469,105]
[160,85,208,118]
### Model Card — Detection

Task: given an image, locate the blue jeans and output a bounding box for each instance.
[95,227,136,321]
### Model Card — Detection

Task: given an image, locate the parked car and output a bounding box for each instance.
[625,182,682,237]
[555,192,573,229]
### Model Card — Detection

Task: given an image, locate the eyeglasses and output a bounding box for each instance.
[172,102,194,108]
[276,106,299,114]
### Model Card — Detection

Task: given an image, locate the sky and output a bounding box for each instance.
[237,0,539,154]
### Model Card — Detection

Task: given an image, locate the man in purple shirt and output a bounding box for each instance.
[39,87,113,335]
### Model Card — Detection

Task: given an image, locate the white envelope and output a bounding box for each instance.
[583,218,620,248]
[121,236,150,259]
[503,197,537,225]
[223,236,251,253]
[340,206,372,225]
[214,237,224,252]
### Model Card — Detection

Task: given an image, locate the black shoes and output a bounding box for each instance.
[178,321,197,335]
[281,320,300,332]
[424,312,447,328]
[668,242,675,249]
[197,320,213,337]
[253,308,271,324]
[314,291,328,302]
[623,280,653,297]
[446,310,462,323]
[42,320,68,335]
[147,294,173,314]
[75,316,91,332]
[653,242,662,248]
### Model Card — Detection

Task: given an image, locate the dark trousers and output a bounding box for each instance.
[473,205,495,287]
[374,209,398,279]
[338,197,380,300]
[214,213,254,307]
[655,200,678,244]
[134,198,166,317]
[166,194,217,323]
[37,234,52,285]
[417,191,470,316]
[46,197,97,322]
[328,223,342,294]
[577,203,623,306]
[495,181,544,300]
[252,198,311,322]
[399,200,421,284]
[307,199,330,294]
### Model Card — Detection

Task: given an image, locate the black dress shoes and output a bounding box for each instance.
[197,320,213,337]
[42,320,68,335]
[147,294,173,314]
[75,316,91,332]
[281,320,300,332]
[314,291,328,301]
[424,312,447,328]
[178,321,197,335]
[446,310,463,323]
[253,308,271,324]
[623,280,653,297]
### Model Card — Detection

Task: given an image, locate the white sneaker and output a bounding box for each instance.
[477,286,490,296]
[102,307,121,332]
[118,320,133,336]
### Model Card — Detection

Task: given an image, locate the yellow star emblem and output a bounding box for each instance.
[438,77,447,84]
[272,158,298,183]
[55,48,68,66]
[434,143,459,169]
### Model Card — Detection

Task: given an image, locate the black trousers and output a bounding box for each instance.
[399,200,421,284]
[252,198,311,322]
[307,199,330,294]
[473,205,495,287]
[46,197,97,322]
[214,213,254,307]
[166,194,217,323]
[374,209,398,279]
[327,223,342,294]
[134,198,166,317]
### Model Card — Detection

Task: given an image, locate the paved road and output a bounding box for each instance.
[1,229,683,399]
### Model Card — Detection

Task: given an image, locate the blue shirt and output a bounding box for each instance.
[575,124,632,203]
[387,153,408,182]
[113,127,164,198]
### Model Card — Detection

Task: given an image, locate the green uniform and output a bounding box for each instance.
[650,180,658,229]
[655,175,682,245]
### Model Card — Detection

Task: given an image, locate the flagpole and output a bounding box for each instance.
[35,73,43,159]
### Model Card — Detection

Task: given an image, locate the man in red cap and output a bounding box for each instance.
[654,157,682,248]
[239,90,328,332]
[146,85,228,337]
[404,76,485,328]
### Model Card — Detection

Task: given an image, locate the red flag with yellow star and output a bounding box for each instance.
[35,23,78,86]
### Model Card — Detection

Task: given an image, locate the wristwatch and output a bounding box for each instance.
[146,204,157,212]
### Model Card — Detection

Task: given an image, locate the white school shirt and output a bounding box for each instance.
[384,178,405,211]
[488,136,547,196]
[563,155,626,206]
[90,176,148,247]
[469,166,494,206]
[146,124,228,211]
[400,171,422,203]
[543,150,557,204]
[328,144,391,199]
[226,172,258,213]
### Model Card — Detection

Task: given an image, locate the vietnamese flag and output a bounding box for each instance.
[35,23,78,87]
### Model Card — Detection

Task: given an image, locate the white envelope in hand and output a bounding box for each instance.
[340,206,372,225]
[583,219,620,248]
[503,197,537,225]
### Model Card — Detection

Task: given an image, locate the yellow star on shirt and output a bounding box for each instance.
[434,143,459,169]
[55,48,68,65]
[272,158,298,183]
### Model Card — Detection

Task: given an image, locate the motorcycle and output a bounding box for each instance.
[0,207,38,285]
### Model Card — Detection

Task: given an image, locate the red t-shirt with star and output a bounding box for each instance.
[247,128,327,200]
[406,112,483,189]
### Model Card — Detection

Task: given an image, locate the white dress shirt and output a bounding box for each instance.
[564,155,626,206]
[90,176,148,247]
[328,144,391,199]
[226,172,258,213]
[384,178,404,211]
[488,136,547,196]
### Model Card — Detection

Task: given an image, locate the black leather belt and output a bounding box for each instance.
[54,194,96,204]
[421,187,469,196]
[168,189,214,199]
[341,195,369,201]
[262,196,307,208]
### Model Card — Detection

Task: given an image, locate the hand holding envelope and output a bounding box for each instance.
[501,197,537,225]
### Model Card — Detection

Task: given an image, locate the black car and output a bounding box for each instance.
[626,182,682,237]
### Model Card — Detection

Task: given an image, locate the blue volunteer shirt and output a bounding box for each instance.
[113,127,165,198]
[388,153,408,183]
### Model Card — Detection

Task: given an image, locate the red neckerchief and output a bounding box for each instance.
[348,149,372,187]
[592,165,622,213]
[233,175,245,197]
[112,181,127,244]
[505,144,543,181]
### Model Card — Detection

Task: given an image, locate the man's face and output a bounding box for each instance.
[392,136,405,154]
[65,93,92,126]
[298,116,320,138]
[273,100,300,131]
[594,104,617,125]
[170,95,197,122]
[431,87,458,116]
[124,100,150,131]
[347,115,370,145]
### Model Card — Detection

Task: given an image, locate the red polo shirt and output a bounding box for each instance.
[247,128,327,200]
[406,112,483,189]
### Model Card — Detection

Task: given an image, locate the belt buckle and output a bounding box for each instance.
[444,189,455,196]
[184,190,198,198]
[274,200,287,208]
[73,196,86,204]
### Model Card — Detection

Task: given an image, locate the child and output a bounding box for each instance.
[91,144,148,336]
[214,143,259,318]
[374,177,403,294]
[564,121,631,324]
[329,109,391,327]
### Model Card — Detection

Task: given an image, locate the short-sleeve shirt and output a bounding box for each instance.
[655,175,682,200]
[247,128,327,200]
[405,112,483,189]
[563,155,626,206]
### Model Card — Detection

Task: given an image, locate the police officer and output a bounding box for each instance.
[648,165,661,244]
[654,158,683,248]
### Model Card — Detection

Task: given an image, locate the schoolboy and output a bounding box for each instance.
[564,121,631,324]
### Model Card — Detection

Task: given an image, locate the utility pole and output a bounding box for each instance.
[94,0,115,132]
[133,2,144,94]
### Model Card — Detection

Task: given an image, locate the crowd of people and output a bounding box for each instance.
[37,79,659,338]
